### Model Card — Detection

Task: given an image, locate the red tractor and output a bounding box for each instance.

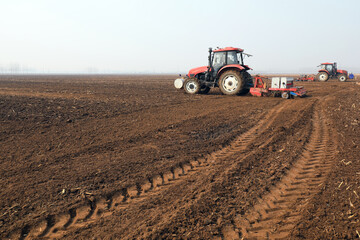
[316,62,348,82]
[174,47,253,95]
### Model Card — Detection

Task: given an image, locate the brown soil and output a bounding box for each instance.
[0,75,359,239]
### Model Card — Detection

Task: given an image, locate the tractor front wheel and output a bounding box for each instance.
[219,70,244,95]
[316,72,329,82]
[337,74,347,82]
[184,78,200,94]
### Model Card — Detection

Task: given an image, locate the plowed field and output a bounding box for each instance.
[1,75,360,239]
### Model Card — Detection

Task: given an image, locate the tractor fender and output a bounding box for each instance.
[243,65,252,70]
[318,69,330,75]
[218,65,245,77]
[187,66,208,77]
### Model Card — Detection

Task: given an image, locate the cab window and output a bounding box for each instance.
[325,65,333,72]
[227,51,238,64]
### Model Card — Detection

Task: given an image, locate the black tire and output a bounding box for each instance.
[184,78,200,94]
[239,88,250,95]
[316,72,329,82]
[281,91,290,99]
[198,85,210,94]
[337,74,347,82]
[239,72,252,95]
[218,70,244,95]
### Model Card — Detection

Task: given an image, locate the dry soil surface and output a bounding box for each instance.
[1,75,360,239]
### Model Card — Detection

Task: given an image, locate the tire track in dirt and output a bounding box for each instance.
[135,100,314,240]
[229,102,337,239]
[118,101,316,239]
[8,101,293,240]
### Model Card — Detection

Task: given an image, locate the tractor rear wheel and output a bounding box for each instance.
[316,72,329,82]
[184,78,200,94]
[239,72,252,95]
[219,70,244,95]
[337,74,347,82]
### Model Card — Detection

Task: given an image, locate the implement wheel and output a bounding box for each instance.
[281,91,290,99]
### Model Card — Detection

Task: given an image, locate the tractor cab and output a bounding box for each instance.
[319,62,336,75]
[209,47,249,79]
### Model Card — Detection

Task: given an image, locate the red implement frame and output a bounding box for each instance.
[296,75,315,81]
[250,76,269,96]
[250,76,307,98]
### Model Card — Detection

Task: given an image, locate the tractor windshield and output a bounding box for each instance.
[325,64,333,72]
[213,52,226,68]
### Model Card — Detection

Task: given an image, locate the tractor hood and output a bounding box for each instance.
[337,69,348,75]
[187,66,208,77]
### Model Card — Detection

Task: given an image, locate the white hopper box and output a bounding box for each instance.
[271,77,294,89]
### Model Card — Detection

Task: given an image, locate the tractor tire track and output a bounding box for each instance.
[232,103,337,239]
[10,101,294,240]
[110,101,308,239]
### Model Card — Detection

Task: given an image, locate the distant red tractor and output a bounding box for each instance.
[316,62,348,82]
[174,47,253,95]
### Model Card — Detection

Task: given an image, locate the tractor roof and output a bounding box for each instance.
[320,62,334,65]
[213,47,243,53]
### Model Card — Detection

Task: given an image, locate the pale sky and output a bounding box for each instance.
[0,0,359,74]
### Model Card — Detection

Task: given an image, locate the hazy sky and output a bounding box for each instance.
[1,0,359,73]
